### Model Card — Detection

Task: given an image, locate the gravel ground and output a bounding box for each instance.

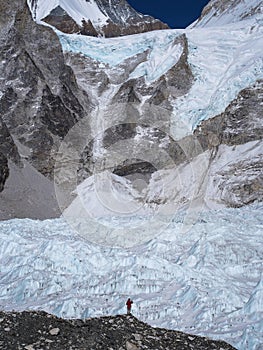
[0,310,237,350]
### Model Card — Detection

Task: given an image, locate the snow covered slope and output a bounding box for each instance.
[0,204,262,350]
[192,0,263,28]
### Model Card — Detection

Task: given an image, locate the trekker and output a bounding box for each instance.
[126,298,133,314]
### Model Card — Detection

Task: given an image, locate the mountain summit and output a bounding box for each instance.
[27,0,169,37]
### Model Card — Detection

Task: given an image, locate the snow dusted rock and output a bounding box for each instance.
[0,311,236,350]
[27,0,169,37]
[192,0,263,28]
[111,33,194,104]
[194,80,263,207]
[65,80,263,212]
[63,32,194,186]
[195,81,263,149]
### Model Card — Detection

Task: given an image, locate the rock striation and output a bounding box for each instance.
[0,310,237,350]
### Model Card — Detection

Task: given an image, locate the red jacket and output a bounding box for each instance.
[126,299,133,308]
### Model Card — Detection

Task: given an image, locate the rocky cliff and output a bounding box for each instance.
[0,0,91,219]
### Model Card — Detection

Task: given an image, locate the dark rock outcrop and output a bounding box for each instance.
[195,80,263,149]
[0,153,9,192]
[0,0,90,217]
[113,159,157,183]
[99,16,169,38]
[0,0,90,178]
[0,310,237,350]
[42,6,80,34]
[0,117,20,166]
[0,115,21,193]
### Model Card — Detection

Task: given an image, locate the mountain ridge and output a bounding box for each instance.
[27,0,169,37]
[192,0,262,27]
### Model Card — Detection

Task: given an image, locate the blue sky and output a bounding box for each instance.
[128,0,210,28]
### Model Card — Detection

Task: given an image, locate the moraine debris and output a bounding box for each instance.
[0,310,237,350]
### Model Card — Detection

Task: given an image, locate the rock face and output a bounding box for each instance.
[0,311,237,350]
[193,80,263,207]
[0,117,21,192]
[195,80,263,148]
[0,0,91,218]
[0,153,9,192]
[42,6,80,34]
[28,0,169,38]
[139,81,263,209]
[0,0,89,177]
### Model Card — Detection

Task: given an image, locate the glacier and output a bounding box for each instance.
[58,29,183,73]
[0,204,262,350]
[57,17,263,138]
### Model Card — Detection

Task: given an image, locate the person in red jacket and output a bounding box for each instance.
[126,298,133,314]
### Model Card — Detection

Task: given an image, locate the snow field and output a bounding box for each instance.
[194,0,263,28]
